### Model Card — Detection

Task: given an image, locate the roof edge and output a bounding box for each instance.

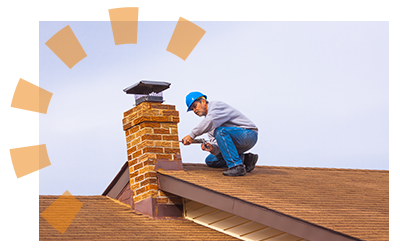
[102,161,129,197]
[157,173,361,241]
[253,165,388,172]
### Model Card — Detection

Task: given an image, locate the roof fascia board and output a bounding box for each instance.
[102,161,129,198]
[158,173,360,241]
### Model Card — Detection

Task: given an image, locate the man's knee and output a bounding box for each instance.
[205,154,226,168]
[205,154,216,166]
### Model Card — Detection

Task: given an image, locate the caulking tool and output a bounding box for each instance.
[179,138,210,150]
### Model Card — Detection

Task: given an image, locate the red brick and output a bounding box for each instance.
[154,141,172,147]
[141,134,162,141]
[134,116,151,125]
[127,147,135,155]
[143,109,161,116]
[131,150,142,159]
[145,184,159,191]
[126,134,135,143]
[130,126,140,133]
[135,186,146,195]
[130,182,140,190]
[138,153,156,162]
[126,113,138,122]
[140,122,161,128]
[162,135,179,141]
[136,140,154,150]
[172,116,180,123]
[153,128,170,134]
[142,158,156,166]
[134,162,145,171]
[129,171,139,178]
[151,116,169,122]
[171,142,180,148]
[123,109,133,117]
[161,123,177,129]
[123,122,133,131]
[156,154,173,160]
[144,172,157,178]
[142,147,164,154]
[135,128,152,138]
[162,110,179,116]
[150,104,170,110]
[139,166,156,175]
[130,137,141,146]
[135,174,145,182]
[140,178,157,187]
[128,160,136,167]
[164,148,181,154]
[139,179,150,187]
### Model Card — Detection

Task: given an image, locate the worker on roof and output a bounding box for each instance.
[182,91,258,176]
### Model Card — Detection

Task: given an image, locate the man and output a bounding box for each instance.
[182,91,259,176]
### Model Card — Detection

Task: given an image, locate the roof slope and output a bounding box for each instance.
[39,195,238,241]
[158,164,388,241]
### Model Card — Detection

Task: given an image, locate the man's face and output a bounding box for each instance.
[191,99,208,117]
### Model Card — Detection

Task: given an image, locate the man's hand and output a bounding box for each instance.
[182,135,194,145]
[201,143,213,152]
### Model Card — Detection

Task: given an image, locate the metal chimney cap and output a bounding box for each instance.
[123,80,171,95]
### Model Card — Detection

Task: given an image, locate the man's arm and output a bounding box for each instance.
[188,116,214,139]
[182,135,194,145]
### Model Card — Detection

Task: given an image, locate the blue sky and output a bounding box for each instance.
[38,21,388,195]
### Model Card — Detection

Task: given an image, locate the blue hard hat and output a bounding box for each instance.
[186,91,207,112]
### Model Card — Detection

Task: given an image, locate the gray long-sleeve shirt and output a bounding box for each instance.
[188,100,258,155]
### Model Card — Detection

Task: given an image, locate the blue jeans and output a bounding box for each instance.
[205,127,258,169]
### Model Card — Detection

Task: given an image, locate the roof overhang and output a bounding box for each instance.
[157,173,361,241]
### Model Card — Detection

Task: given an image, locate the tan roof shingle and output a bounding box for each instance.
[159,164,388,241]
[39,195,238,241]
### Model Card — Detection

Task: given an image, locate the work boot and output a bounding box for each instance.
[223,164,246,176]
[244,153,258,173]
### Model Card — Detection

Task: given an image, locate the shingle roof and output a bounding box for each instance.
[39,195,238,241]
[158,164,389,241]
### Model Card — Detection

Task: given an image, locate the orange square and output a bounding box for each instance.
[167,17,206,60]
[11,79,53,114]
[45,25,87,69]
[40,191,83,234]
[10,144,51,178]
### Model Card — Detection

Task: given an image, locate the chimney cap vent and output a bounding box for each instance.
[123,80,171,95]
[123,80,171,106]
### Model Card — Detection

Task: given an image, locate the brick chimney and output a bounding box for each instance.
[122,101,184,219]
